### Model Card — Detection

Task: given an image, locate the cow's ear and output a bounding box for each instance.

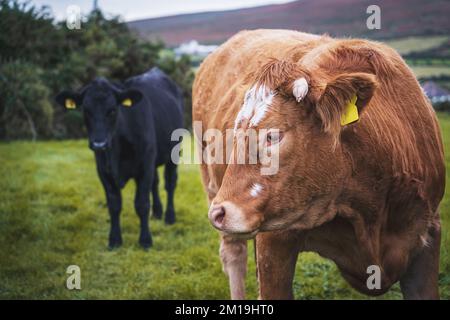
[117,89,143,108]
[55,90,83,110]
[315,72,378,134]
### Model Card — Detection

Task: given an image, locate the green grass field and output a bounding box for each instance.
[382,36,450,79]
[1,114,450,300]
[384,36,448,55]
[409,66,450,79]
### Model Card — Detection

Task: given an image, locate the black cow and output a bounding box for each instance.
[56,67,183,249]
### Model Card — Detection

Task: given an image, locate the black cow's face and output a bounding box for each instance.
[56,79,142,151]
[82,86,120,151]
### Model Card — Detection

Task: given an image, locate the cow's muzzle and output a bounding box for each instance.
[208,201,261,238]
[90,139,108,151]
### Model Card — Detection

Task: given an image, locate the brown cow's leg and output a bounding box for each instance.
[198,163,248,299]
[256,232,299,300]
[220,235,247,300]
[400,218,441,300]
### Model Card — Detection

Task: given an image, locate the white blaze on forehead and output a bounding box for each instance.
[292,77,308,102]
[234,84,276,132]
[250,183,263,197]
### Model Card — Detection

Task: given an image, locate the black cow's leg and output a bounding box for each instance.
[103,182,123,249]
[400,216,441,300]
[134,173,153,249]
[97,169,123,249]
[152,169,163,219]
[164,162,177,225]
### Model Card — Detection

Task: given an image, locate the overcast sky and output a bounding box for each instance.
[32,0,294,22]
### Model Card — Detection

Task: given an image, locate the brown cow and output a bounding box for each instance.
[192,29,445,299]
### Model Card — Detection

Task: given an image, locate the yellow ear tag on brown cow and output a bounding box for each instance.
[122,98,133,107]
[340,95,359,126]
[65,98,76,109]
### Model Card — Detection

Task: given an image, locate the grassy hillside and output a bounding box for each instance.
[410,66,450,79]
[384,36,449,56]
[128,0,450,46]
[383,36,450,83]
[0,114,450,299]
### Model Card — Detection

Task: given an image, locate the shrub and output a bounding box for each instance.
[0,61,53,140]
[158,53,195,129]
[434,101,450,112]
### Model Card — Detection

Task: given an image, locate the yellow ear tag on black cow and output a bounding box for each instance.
[340,95,359,126]
[65,98,76,109]
[122,98,133,107]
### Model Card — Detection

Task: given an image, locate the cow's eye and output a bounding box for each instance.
[266,131,283,146]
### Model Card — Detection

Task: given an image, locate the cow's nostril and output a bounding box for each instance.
[209,205,226,229]
[215,207,225,224]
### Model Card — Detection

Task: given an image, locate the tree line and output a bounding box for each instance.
[0,0,195,140]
